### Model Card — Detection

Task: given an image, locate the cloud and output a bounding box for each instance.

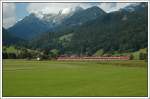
[97,3,135,12]
[3,3,16,28]
[27,3,98,18]
[2,2,135,28]
[107,3,134,12]
[27,3,134,16]
[97,3,117,12]
[27,3,89,14]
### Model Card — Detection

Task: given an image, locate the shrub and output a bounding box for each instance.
[129,54,134,60]
[7,53,16,59]
[139,53,147,60]
[2,52,8,59]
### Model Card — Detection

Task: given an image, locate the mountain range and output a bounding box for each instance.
[7,6,105,40]
[3,2,148,55]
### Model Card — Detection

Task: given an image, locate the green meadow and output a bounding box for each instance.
[3,59,148,96]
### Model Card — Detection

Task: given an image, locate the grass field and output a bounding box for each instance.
[3,59,148,96]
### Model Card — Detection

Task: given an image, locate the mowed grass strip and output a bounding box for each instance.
[3,59,148,96]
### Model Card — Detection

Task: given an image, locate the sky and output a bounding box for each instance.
[16,3,28,21]
[3,2,135,29]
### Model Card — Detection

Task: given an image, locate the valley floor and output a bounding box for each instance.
[2,59,148,96]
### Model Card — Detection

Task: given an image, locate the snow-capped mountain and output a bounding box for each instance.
[7,6,85,39]
[7,3,147,40]
[41,6,84,25]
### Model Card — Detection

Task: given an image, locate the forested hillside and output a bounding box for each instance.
[29,3,148,56]
[70,3,148,55]
[2,28,26,46]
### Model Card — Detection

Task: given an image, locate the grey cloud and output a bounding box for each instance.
[3,3,16,28]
